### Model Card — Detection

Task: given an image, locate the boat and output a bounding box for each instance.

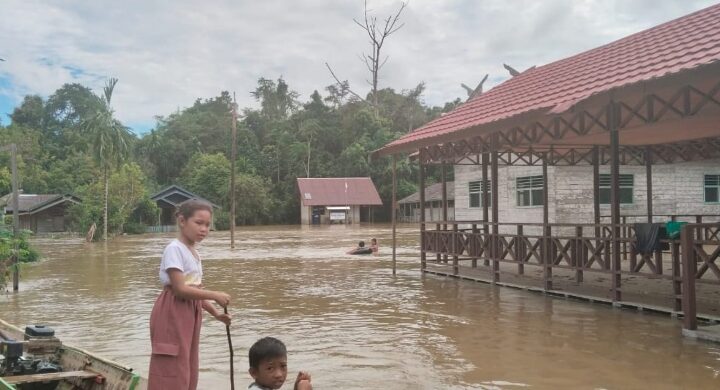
[0,318,147,390]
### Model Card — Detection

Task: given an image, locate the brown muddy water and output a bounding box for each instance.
[1,224,719,389]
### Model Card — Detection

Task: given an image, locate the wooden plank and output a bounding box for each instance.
[419,162,426,270]
[3,370,98,385]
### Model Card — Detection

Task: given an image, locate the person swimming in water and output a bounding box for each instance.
[346,241,372,255]
[369,238,379,255]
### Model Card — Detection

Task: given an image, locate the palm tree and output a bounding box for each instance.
[82,78,133,241]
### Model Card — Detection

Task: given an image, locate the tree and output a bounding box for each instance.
[0,167,10,195]
[9,95,45,130]
[145,93,233,184]
[80,78,134,241]
[326,0,407,116]
[234,173,274,225]
[297,118,321,177]
[68,162,150,236]
[44,83,105,157]
[355,0,407,111]
[251,78,299,121]
[108,163,148,233]
[179,153,230,206]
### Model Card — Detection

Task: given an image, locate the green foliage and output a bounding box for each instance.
[213,209,231,231]
[123,221,147,235]
[131,197,160,226]
[5,75,458,228]
[234,173,274,225]
[179,153,230,206]
[69,162,154,238]
[67,200,102,236]
[0,227,40,291]
[0,167,11,195]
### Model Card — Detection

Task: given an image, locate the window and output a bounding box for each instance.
[599,174,634,204]
[516,175,544,207]
[706,174,720,203]
[469,180,491,208]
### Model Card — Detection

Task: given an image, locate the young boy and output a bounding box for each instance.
[248,337,312,390]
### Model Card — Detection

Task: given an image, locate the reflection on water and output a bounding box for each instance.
[1,224,719,389]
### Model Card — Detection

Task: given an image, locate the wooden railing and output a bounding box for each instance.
[420,220,720,329]
[681,223,720,330]
[146,225,177,233]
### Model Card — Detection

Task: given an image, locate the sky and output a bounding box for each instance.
[0,0,716,135]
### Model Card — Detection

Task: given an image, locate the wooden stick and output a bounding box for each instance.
[225,306,234,390]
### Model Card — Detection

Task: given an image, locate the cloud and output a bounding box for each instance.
[0,0,716,133]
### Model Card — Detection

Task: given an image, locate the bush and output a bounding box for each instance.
[123,221,147,235]
[213,210,230,231]
[0,227,39,290]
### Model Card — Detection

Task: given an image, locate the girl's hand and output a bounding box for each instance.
[294,372,312,390]
[214,312,231,326]
[213,292,231,307]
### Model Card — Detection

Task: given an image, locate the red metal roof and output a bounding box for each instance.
[379,3,720,155]
[297,178,383,206]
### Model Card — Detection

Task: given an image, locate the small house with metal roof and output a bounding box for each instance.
[149,185,219,231]
[297,178,383,224]
[2,193,81,233]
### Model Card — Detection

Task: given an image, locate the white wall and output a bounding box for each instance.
[454,159,720,229]
[300,205,310,224]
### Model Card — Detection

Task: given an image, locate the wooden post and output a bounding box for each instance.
[672,242,682,312]
[452,223,459,275]
[441,164,448,222]
[440,223,446,263]
[491,141,500,283]
[392,155,397,276]
[441,163,448,263]
[681,225,697,330]
[542,154,552,290]
[575,226,583,283]
[517,224,525,275]
[482,153,490,267]
[622,215,628,261]
[645,147,653,223]
[419,161,426,271]
[230,93,238,249]
[593,146,601,255]
[609,101,622,302]
[471,223,478,268]
[11,144,19,291]
[436,221,442,263]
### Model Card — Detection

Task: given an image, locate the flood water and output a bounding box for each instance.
[1,224,719,389]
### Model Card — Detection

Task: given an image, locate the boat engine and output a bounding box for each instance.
[1,325,62,390]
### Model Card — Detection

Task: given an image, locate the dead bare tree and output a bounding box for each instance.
[325,62,368,104]
[326,1,407,115]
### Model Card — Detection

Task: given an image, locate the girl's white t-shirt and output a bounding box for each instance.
[159,239,203,286]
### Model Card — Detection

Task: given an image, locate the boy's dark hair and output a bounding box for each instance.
[176,199,213,220]
[358,241,365,247]
[249,337,287,369]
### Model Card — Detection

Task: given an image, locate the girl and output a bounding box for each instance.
[148,199,231,390]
